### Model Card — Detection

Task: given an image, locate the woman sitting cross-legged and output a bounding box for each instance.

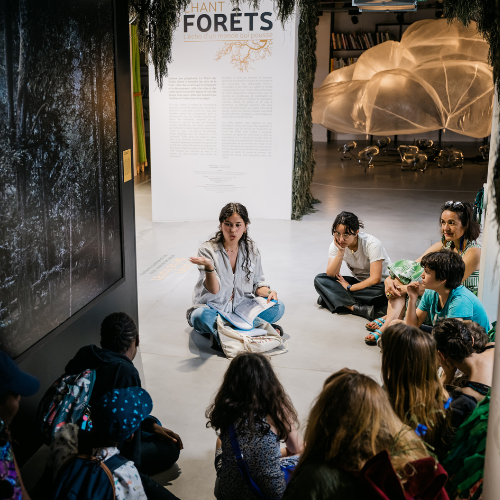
[314,211,391,321]
[405,250,489,332]
[188,202,285,351]
[382,323,477,461]
[282,368,449,500]
[207,352,303,500]
[366,201,481,345]
[433,318,494,408]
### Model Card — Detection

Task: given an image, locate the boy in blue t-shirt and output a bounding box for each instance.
[405,249,489,331]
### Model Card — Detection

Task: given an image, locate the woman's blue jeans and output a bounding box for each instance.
[190,301,285,345]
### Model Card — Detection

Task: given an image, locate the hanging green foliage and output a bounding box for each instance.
[130,0,191,90]
[443,0,500,245]
[291,0,319,219]
[130,0,319,219]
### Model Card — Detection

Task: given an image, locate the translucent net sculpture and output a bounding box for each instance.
[312,19,493,138]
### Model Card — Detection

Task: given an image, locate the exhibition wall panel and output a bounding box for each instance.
[150,0,298,221]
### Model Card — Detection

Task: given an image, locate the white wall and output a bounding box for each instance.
[478,92,500,322]
[482,93,500,500]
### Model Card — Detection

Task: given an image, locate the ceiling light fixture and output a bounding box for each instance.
[352,1,417,13]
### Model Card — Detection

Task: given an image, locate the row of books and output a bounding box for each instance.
[330,58,358,72]
[332,31,394,51]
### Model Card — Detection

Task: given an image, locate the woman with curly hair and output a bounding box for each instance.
[283,368,449,500]
[188,202,285,349]
[206,352,303,500]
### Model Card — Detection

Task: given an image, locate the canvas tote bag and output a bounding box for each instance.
[216,315,288,359]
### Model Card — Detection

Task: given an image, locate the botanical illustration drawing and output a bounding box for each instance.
[215,39,273,72]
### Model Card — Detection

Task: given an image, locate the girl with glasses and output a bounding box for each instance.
[314,211,392,322]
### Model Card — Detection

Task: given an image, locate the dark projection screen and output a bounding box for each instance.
[0,0,123,358]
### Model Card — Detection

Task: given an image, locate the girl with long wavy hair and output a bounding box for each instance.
[283,368,449,500]
[188,202,285,350]
[381,323,461,460]
[206,352,303,500]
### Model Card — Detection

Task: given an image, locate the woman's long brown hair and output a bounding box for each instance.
[382,323,450,451]
[296,369,428,479]
[206,352,298,440]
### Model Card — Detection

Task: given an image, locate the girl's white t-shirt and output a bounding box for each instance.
[328,232,391,281]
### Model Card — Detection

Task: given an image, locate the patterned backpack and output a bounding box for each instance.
[37,369,96,445]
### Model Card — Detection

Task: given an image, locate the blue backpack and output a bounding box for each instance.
[37,369,96,445]
[51,453,129,500]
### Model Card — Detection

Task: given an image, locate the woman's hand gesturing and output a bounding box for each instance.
[189,256,214,270]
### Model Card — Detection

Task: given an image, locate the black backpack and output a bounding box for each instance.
[51,453,129,500]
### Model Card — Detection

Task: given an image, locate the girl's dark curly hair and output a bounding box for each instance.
[100,313,138,354]
[209,202,255,282]
[433,318,489,363]
[206,352,298,440]
[331,211,364,236]
[440,201,481,246]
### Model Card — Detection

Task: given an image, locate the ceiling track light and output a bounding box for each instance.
[352,1,417,13]
[348,9,360,25]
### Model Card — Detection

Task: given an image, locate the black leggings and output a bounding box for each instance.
[314,273,387,313]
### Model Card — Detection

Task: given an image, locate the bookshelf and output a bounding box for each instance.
[330,30,396,72]
[327,12,413,143]
[375,22,411,42]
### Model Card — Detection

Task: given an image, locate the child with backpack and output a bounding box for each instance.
[49,387,152,500]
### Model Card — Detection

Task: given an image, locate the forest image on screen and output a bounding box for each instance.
[0,0,123,358]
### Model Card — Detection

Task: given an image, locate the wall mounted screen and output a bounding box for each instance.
[0,0,123,358]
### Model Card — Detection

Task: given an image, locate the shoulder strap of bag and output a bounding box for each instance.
[76,454,116,500]
[104,454,130,473]
[228,424,270,500]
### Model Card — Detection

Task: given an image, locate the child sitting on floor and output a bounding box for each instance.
[405,250,489,331]
[49,387,152,500]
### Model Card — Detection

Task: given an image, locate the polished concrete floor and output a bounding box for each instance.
[134,141,487,499]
